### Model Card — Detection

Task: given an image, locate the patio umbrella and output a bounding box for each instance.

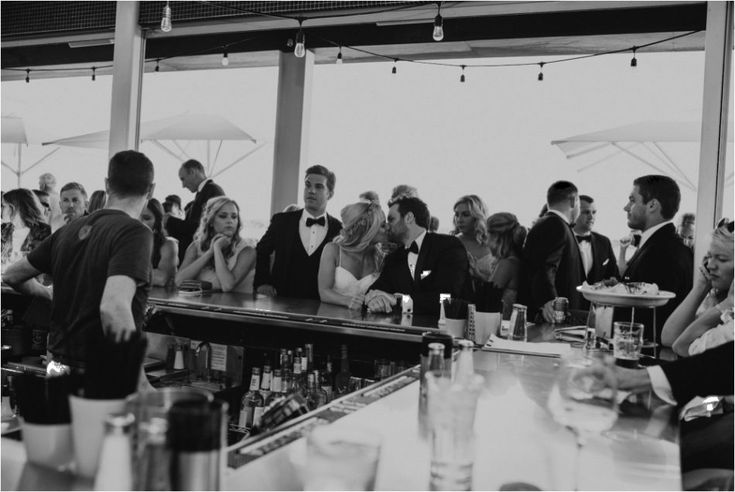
[551,120,734,192]
[43,114,265,178]
[2,115,61,187]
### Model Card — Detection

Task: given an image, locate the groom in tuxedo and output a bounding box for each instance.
[573,194,619,285]
[365,196,470,315]
[254,165,341,300]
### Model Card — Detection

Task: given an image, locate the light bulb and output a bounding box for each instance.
[161,2,172,33]
[25,69,30,83]
[221,52,229,66]
[433,14,444,41]
[294,30,305,58]
[92,67,96,81]
[336,48,343,64]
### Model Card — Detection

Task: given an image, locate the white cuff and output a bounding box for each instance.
[646,365,676,405]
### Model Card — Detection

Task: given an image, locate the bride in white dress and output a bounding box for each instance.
[318,201,386,309]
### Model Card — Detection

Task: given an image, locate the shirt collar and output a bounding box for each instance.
[197,178,211,193]
[547,208,571,224]
[639,220,672,249]
[410,230,427,252]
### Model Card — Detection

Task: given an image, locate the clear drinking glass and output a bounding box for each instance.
[613,322,644,368]
[547,353,618,491]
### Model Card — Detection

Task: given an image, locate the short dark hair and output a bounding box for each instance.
[680,212,695,225]
[579,194,594,204]
[32,189,49,200]
[392,196,430,229]
[305,165,336,192]
[165,194,182,208]
[547,181,578,206]
[60,182,88,198]
[108,150,154,197]
[181,159,205,175]
[633,175,680,220]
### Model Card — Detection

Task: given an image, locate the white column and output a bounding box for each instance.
[270,50,314,215]
[108,1,145,158]
[694,1,732,261]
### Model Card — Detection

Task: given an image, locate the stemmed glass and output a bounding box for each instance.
[547,353,618,491]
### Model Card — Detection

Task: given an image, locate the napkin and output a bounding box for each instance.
[483,334,572,357]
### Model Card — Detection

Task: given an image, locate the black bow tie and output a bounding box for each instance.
[406,242,419,254]
[576,235,591,243]
[632,234,641,247]
[306,216,326,227]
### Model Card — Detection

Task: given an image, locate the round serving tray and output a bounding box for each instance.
[576,286,675,307]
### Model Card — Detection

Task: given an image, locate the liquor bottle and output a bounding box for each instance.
[292,355,305,394]
[238,368,263,428]
[265,369,284,407]
[319,361,334,402]
[334,345,351,396]
[304,343,314,373]
[454,339,475,385]
[281,369,293,396]
[309,370,328,408]
[279,348,288,370]
[419,342,446,438]
[260,365,273,402]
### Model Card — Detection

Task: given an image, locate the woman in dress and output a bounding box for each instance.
[318,201,386,309]
[140,198,179,287]
[485,212,527,308]
[176,196,256,293]
[1,188,51,264]
[452,195,495,284]
[663,219,734,355]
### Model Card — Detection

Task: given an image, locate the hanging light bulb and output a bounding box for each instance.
[630,47,638,67]
[336,46,343,64]
[25,69,30,83]
[155,59,160,72]
[91,66,96,81]
[294,21,306,58]
[160,1,172,33]
[392,59,397,74]
[432,2,444,42]
[537,62,544,81]
[460,65,465,83]
[221,50,229,66]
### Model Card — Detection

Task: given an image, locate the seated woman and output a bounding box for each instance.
[485,212,526,308]
[662,219,733,355]
[175,196,256,293]
[140,198,179,287]
[682,282,733,356]
[452,195,495,284]
[2,188,51,264]
[318,201,386,309]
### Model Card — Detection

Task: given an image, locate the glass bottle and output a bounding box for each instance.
[238,367,263,428]
[310,370,328,408]
[94,412,135,491]
[292,355,305,394]
[509,304,528,342]
[260,365,272,402]
[321,355,334,401]
[304,343,314,373]
[137,417,171,491]
[265,369,284,407]
[334,345,351,396]
[455,339,475,385]
[279,348,288,370]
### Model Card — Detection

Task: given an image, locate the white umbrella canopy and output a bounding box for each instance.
[551,120,734,192]
[2,115,61,187]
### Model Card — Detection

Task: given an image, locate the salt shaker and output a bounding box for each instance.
[94,413,135,491]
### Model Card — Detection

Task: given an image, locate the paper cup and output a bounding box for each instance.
[474,312,501,344]
[443,318,467,338]
[20,419,73,469]
[69,395,126,478]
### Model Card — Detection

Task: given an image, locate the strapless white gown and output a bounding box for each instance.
[333,247,378,297]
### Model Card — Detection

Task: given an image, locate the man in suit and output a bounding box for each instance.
[254,165,341,300]
[573,194,619,285]
[621,174,693,341]
[365,196,470,315]
[523,180,584,322]
[165,159,225,263]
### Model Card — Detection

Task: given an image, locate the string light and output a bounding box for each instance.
[155,59,160,72]
[294,20,306,58]
[336,46,343,64]
[91,66,96,81]
[460,65,465,83]
[25,69,30,83]
[392,59,397,74]
[537,62,544,81]
[221,50,229,66]
[630,47,638,67]
[433,2,444,41]
[160,1,172,33]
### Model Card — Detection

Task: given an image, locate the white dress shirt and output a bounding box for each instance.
[407,230,427,279]
[299,209,328,256]
[576,233,593,276]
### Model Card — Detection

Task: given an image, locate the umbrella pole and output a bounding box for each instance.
[17,143,22,188]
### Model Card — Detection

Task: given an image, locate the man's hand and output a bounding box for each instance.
[541,299,556,323]
[100,275,138,343]
[614,366,652,394]
[348,293,366,310]
[365,290,396,313]
[257,284,277,297]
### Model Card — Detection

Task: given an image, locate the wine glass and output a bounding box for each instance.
[547,352,618,491]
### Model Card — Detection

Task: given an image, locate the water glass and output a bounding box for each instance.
[613,322,644,368]
[426,372,484,491]
[303,424,381,490]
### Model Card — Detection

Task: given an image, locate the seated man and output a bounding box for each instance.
[57,182,88,231]
[366,196,470,315]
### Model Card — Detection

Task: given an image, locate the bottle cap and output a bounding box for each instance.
[104,412,135,433]
[421,331,453,358]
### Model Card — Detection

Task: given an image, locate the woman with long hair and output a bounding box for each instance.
[452,195,494,283]
[318,201,386,309]
[485,212,527,308]
[87,190,107,213]
[140,198,179,287]
[1,188,51,264]
[175,196,256,292]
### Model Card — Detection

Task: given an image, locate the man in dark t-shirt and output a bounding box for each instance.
[3,150,155,369]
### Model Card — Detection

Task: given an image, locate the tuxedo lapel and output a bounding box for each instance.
[413,234,432,285]
[625,224,672,278]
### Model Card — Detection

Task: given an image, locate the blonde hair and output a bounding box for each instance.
[452,195,489,246]
[193,196,242,260]
[487,212,527,259]
[334,201,386,269]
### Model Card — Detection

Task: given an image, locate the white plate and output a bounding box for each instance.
[576,286,675,307]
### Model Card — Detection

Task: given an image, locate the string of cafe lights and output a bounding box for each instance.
[8,0,700,84]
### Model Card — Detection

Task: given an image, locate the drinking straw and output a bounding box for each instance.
[442,298,469,319]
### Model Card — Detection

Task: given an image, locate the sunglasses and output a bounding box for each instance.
[717,217,734,233]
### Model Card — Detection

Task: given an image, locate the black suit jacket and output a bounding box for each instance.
[660,342,733,405]
[621,223,693,339]
[254,210,341,297]
[167,179,225,262]
[368,232,471,315]
[586,231,619,284]
[522,212,585,315]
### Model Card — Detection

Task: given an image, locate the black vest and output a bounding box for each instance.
[281,240,326,300]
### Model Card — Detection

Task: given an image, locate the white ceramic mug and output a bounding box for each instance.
[19,419,73,469]
[69,395,126,478]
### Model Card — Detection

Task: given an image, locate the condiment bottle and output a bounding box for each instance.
[94,412,135,491]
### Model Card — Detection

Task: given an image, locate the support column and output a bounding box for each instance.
[108,1,145,158]
[694,1,732,261]
[270,49,314,216]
